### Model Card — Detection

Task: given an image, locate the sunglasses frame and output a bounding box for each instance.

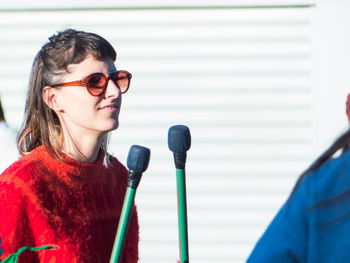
[51,70,132,96]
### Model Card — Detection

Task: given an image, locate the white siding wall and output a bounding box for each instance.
[0,2,334,262]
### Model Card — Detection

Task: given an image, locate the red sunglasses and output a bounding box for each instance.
[51,70,132,96]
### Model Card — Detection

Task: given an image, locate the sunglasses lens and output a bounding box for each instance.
[111,71,130,94]
[86,73,107,96]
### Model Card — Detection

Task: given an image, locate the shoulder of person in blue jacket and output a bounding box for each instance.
[247,144,350,263]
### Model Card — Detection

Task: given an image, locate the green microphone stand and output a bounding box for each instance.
[168,125,191,263]
[109,145,150,263]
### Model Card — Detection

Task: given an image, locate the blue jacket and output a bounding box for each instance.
[247,151,350,262]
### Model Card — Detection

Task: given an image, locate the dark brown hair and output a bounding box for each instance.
[0,98,5,122]
[17,28,116,160]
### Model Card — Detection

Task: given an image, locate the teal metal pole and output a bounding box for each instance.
[110,187,136,263]
[176,168,189,263]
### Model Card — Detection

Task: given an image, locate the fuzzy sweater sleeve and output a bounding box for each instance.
[0,171,40,262]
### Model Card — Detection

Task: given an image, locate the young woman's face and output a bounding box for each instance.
[54,55,122,137]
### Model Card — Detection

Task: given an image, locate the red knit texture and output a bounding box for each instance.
[0,145,139,263]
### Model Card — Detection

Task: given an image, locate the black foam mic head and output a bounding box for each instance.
[127,145,151,173]
[168,125,191,153]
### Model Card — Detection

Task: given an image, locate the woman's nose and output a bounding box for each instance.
[104,78,121,98]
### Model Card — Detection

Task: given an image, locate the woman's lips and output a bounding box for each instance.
[98,104,119,112]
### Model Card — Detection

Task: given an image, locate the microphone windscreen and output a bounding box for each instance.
[127,145,151,173]
[168,125,191,153]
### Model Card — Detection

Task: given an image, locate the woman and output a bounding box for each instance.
[247,101,350,262]
[0,29,138,263]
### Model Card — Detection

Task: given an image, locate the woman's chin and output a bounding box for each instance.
[96,118,119,134]
[107,121,119,132]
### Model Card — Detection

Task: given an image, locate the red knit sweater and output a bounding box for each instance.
[0,145,139,263]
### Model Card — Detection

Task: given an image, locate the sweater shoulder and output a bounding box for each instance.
[0,152,43,185]
[106,156,128,189]
[110,155,128,174]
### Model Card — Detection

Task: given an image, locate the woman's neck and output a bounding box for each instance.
[64,140,102,163]
[62,132,103,163]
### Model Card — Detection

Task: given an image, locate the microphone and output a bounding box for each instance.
[110,145,150,263]
[168,125,191,263]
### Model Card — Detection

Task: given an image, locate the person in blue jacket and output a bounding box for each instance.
[247,107,350,262]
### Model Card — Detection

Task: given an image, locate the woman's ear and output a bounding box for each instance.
[42,86,63,112]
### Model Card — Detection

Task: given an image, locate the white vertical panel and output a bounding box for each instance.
[0,6,314,263]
